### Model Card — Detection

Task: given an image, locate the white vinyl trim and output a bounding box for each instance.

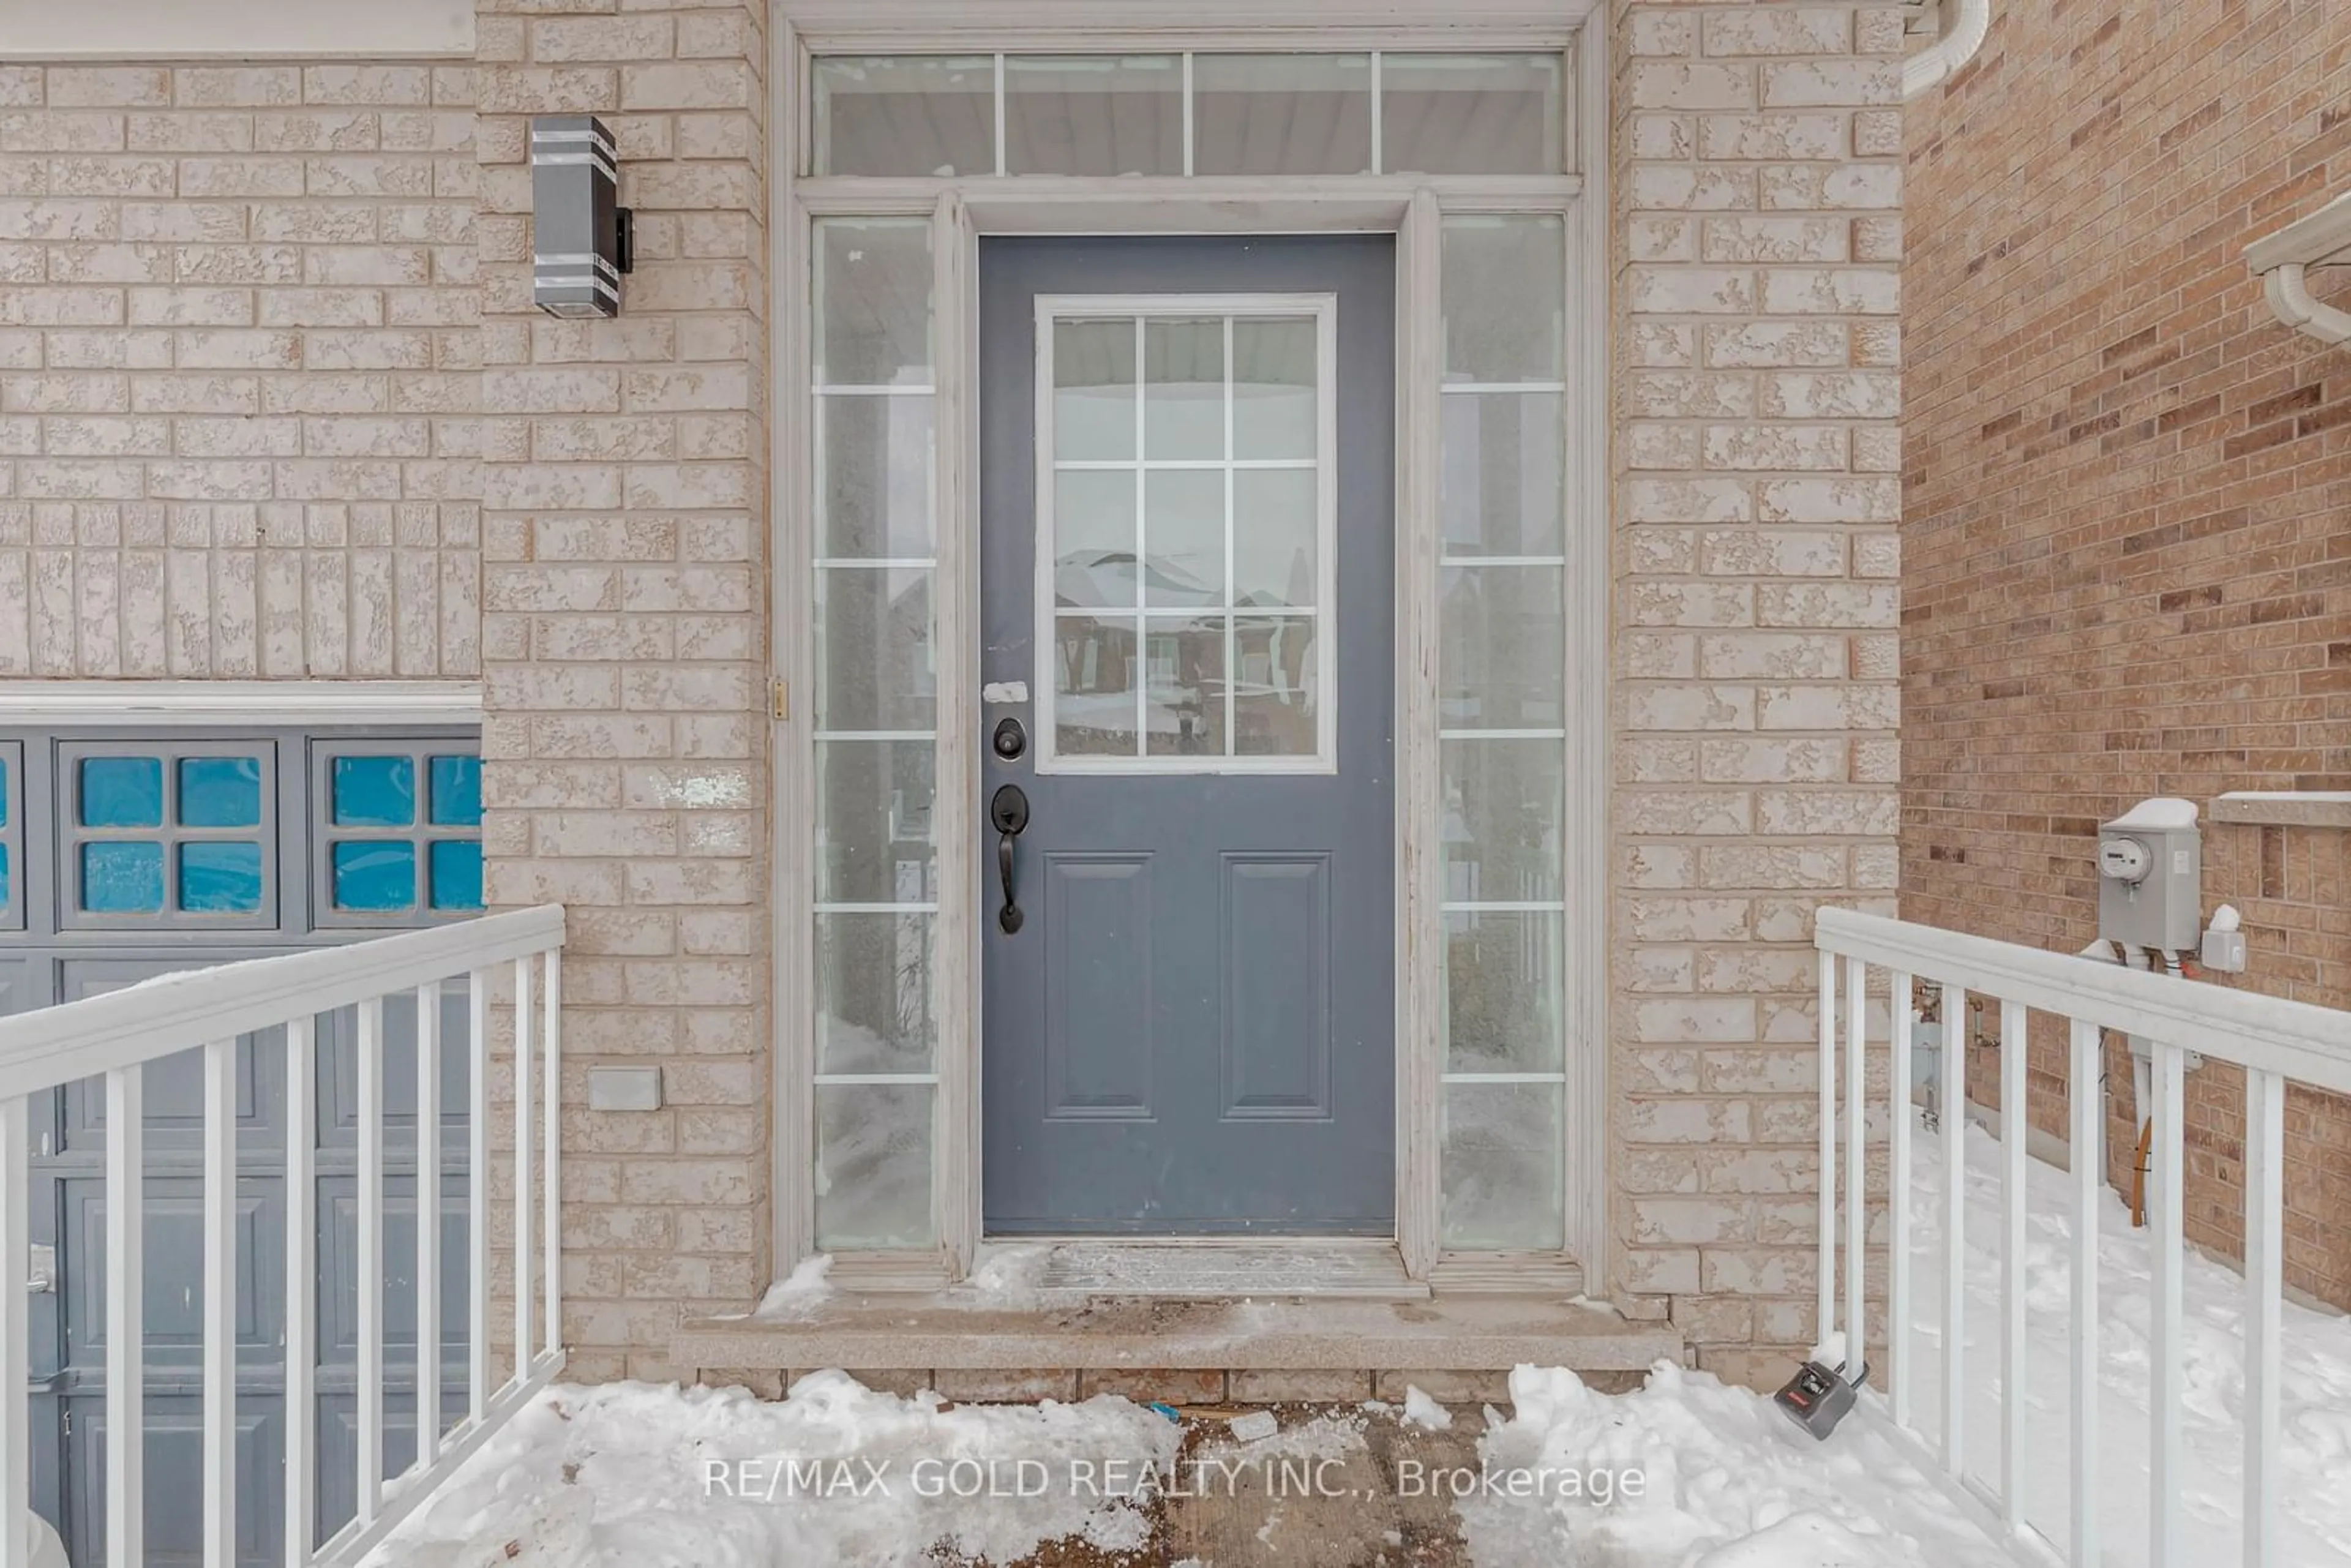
[0,680,482,727]
[773,0,1609,1292]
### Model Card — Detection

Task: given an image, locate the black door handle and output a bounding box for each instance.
[991,784,1030,934]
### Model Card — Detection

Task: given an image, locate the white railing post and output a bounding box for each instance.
[356,998,384,1527]
[1817,947,1837,1345]
[2244,1066,2285,1568]
[2150,1038,2185,1567]
[285,1016,316,1566]
[2068,1018,2101,1567]
[468,968,490,1425]
[105,1063,144,1567]
[416,981,443,1468]
[1843,956,1866,1363]
[201,1038,236,1568]
[514,955,535,1373]
[542,948,561,1357]
[0,1094,30,1568]
[1888,972,1913,1429]
[1941,984,1967,1479]
[1998,999,2027,1536]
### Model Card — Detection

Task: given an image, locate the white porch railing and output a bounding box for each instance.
[0,904,567,1568]
[1815,906,2351,1568]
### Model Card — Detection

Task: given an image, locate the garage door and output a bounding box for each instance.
[0,726,484,1566]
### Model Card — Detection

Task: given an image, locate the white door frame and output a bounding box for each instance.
[771,0,1610,1288]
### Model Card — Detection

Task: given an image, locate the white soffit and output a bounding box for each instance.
[0,0,474,59]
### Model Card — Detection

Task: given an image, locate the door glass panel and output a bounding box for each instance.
[1231,317,1318,460]
[816,912,937,1075]
[332,841,416,912]
[80,756,163,828]
[1231,468,1315,609]
[1141,469,1223,608]
[82,841,163,913]
[809,212,940,1251]
[1192,53,1373,176]
[1142,317,1223,461]
[177,756,263,828]
[816,1082,935,1248]
[1436,204,1573,1255]
[1051,615,1141,757]
[1441,738,1564,905]
[427,754,482,827]
[1441,564,1565,729]
[820,394,936,558]
[1142,614,1227,758]
[1054,318,1137,462]
[1444,909,1564,1075]
[1003,54,1184,176]
[1382,53,1565,175]
[814,566,936,732]
[179,842,264,913]
[1051,470,1138,609]
[1040,301,1332,770]
[814,739,937,905]
[1231,615,1318,757]
[1442,1081,1565,1248]
[332,756,416,828]
[1441,214,1565,386]
[813,56,996,176]
[814,219,933,388]
[1441,391,1564,558]
[426,839,484,911]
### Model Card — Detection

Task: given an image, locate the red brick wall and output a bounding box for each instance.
[1903,2,2351,1304]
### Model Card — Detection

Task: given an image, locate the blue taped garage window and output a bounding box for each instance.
[316,742,484,924]
[61,740,276,928]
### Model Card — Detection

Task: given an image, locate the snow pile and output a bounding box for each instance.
[747,1253,832,1321]
[363,1373,1180,1568]
[1908,1120,2351,1564]
[1401,1385,1453,1431]
[1453,1363,2016,1568]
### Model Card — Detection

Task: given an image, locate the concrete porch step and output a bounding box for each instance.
[673,1292,1687,1406]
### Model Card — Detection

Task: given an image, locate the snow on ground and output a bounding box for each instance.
[1908,1116,2351,1564]
[365,1116,2351,1567]
[362,1371,1182,1568]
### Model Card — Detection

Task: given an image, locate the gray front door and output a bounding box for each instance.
[980,235,1396,1234]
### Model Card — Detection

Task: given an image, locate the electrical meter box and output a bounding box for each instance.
[2097,798,2201,954]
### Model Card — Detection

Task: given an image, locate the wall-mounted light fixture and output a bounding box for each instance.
[531,114,632,318]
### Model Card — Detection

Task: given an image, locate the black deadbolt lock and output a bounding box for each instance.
[992,716,1027,761]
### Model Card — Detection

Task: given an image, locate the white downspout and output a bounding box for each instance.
[2263,264,2351,346]
[1903,0,1992,99]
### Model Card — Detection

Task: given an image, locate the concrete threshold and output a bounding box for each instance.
[673,1291,1685,1383]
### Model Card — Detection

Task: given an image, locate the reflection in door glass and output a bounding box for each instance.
[1142,615,1228,757]
[1052,615,1142,756]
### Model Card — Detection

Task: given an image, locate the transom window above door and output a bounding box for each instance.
[810,51,1569,178]
[1037,295,1336,772]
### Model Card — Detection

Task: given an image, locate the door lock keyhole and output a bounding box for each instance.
[992,716,1027,761]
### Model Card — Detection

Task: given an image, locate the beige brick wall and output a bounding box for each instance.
[1905,2,2351,1307]
[1610,0,1906,1382]
[472,0,770,1386]
[0,62,481,677]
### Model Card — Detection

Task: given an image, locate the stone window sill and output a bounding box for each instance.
[2210,792,2351,830]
